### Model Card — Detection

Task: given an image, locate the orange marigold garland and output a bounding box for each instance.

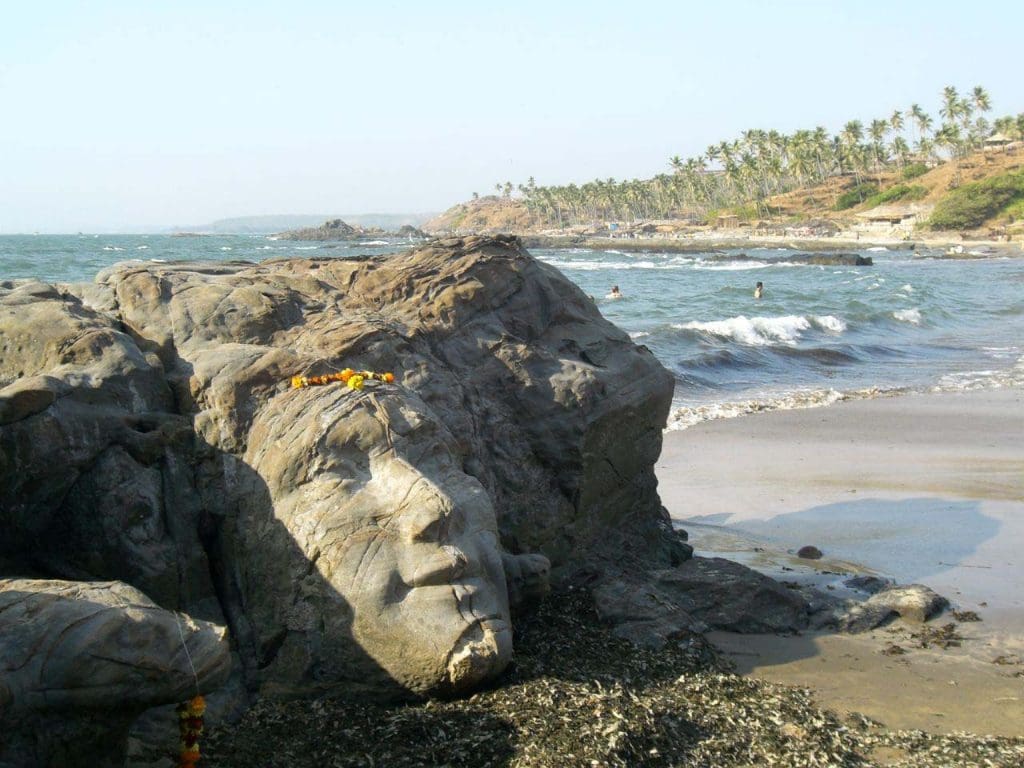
[290,368,396,390]
[176,695,206,768]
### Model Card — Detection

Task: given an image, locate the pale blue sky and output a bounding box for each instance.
[1,1,1021,232]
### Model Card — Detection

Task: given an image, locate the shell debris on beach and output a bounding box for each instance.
[205,591,1024,768]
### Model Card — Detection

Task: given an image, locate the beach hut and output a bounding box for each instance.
[854,203,931,234]
[984,132,1013,150]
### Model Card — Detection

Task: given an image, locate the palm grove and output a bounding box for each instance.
[483,86,1023,228]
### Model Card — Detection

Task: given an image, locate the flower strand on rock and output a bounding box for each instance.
[176,695,206,768]
[290,368,396,390]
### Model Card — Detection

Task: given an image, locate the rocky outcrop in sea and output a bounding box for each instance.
[273,218,428,241]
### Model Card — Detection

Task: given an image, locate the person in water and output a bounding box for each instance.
[608,285,622,299]
[754,281,763,299]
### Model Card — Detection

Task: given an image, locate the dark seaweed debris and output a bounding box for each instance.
[205,591,1024,767]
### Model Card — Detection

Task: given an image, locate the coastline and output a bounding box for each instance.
[657,387,1024,736]
[518,231,1024,256]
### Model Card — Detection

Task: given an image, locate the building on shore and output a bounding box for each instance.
[854,203,933,236]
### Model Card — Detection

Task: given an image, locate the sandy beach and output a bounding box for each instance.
[658,388,1024,737]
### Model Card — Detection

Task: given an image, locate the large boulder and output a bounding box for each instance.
[0,578,228,767]
[1,235,679,763]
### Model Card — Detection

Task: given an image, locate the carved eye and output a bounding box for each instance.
[411,511,450,543]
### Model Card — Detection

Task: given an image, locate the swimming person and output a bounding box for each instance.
[754,281,763,299]
[607,285,623,299]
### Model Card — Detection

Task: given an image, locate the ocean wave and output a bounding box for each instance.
[220,246,233,251]
[681,348,757,371]
[774,344,862,365]
[629,331,650,339]
[893,308,922,324]
[692,261,771,271]
[666,385,906,431]
[543,259,662,271]
[932,356,1024,392]
[982,346,1021,360]
[359,240,390,246]
[102,246,125,251]
[674,314,846,346]
[136,245,149,250]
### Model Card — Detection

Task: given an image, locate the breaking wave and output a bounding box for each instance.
[893,308,922,324]
[674,314,847,346]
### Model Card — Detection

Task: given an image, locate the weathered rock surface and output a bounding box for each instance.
[592,556,811,649]
[652,557,810,633]
[838,584,950,633]
[0,578,229,767]
[1,236,681,763]
[843,574,895,595]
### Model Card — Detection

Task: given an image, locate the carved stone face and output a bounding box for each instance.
[243,386,512,696]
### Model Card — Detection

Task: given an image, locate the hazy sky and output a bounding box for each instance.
[2,1,1021,232]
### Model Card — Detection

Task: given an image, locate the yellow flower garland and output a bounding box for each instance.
[176,695,206,768]
[290,368,396,390]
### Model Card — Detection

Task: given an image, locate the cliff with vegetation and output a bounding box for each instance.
[427,86,1024,240]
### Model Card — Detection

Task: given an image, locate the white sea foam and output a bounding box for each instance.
[932,356,1024,392]
[360,240,390,245]
[629,331,650,339]
[674,314,846,346]
[220,246,233,251]
[867,246,887,252]
[544,259,662,271]
[102,246,125,251]
[692,261,771,271]
[814,315,847,333]
[899,283,914,293]
[666,385,905,431]
[893,308,922,324]
[982,346,1020,359]
[136,245,149,250]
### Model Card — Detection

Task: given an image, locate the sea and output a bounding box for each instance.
[3,234,1023,430]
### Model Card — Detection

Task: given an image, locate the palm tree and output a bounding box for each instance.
[940,86,960,124]
[869,119,889,180]
[890,136,910,174]
[972,86,991,114]
[909,104,932,153]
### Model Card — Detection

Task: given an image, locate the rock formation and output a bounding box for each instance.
[275,217,361,240]
[1,236,695,764]
[273,219,429,242]
[1,579,228,767]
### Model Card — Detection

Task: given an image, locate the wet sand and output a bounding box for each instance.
[657,388,1024,736]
